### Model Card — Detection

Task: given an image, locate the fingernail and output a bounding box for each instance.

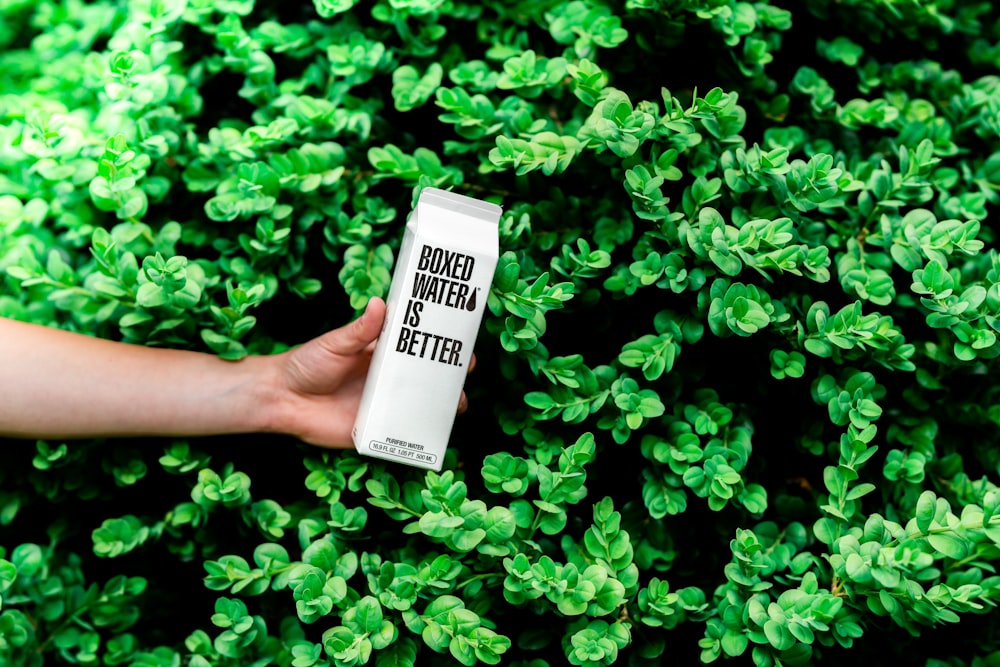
[360,298,376,323]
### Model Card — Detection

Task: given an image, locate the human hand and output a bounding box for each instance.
[266,297,471,448]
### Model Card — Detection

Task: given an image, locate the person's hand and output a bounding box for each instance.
[266,297,471,448]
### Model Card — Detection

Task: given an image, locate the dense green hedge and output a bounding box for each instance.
[4,0,1000,665]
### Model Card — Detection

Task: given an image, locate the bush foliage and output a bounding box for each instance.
[4,0,1000,665]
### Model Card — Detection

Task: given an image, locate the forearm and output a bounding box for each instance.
[0,318,278,440]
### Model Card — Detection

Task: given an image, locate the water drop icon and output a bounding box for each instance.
[466,288,478,311]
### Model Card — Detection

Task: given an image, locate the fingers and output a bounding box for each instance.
[457,354,476,413]
[316,297,387,357]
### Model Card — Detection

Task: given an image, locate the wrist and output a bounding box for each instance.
[241,353,290,437]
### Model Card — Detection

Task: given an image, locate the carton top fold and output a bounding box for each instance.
[419,187,503,224]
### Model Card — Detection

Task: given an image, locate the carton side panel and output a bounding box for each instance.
[354,360,462,470]
[353,221,418,443]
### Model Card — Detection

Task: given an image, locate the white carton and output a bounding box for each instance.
[352,187,502,470]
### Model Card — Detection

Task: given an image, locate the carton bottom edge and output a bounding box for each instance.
[354,437,445,472]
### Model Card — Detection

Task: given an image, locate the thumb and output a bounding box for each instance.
[316,297,387,356]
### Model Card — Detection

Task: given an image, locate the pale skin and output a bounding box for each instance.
[0,297,469,446]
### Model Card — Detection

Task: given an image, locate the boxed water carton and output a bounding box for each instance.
[351,187,502,470]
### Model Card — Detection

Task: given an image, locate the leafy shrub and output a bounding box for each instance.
[4,0,1000,665]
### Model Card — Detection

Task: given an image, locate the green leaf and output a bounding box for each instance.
[928,533,968,560]
[376,637,418,667]
[314,0,358,17]
[355,596,384,634]
[813,518,839,545]
[483,507,516,543]
[393,63,444,112]
[420,512,465,538]
[845,483,876,501]
[303,539,338,572]
[915,490,936,533]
